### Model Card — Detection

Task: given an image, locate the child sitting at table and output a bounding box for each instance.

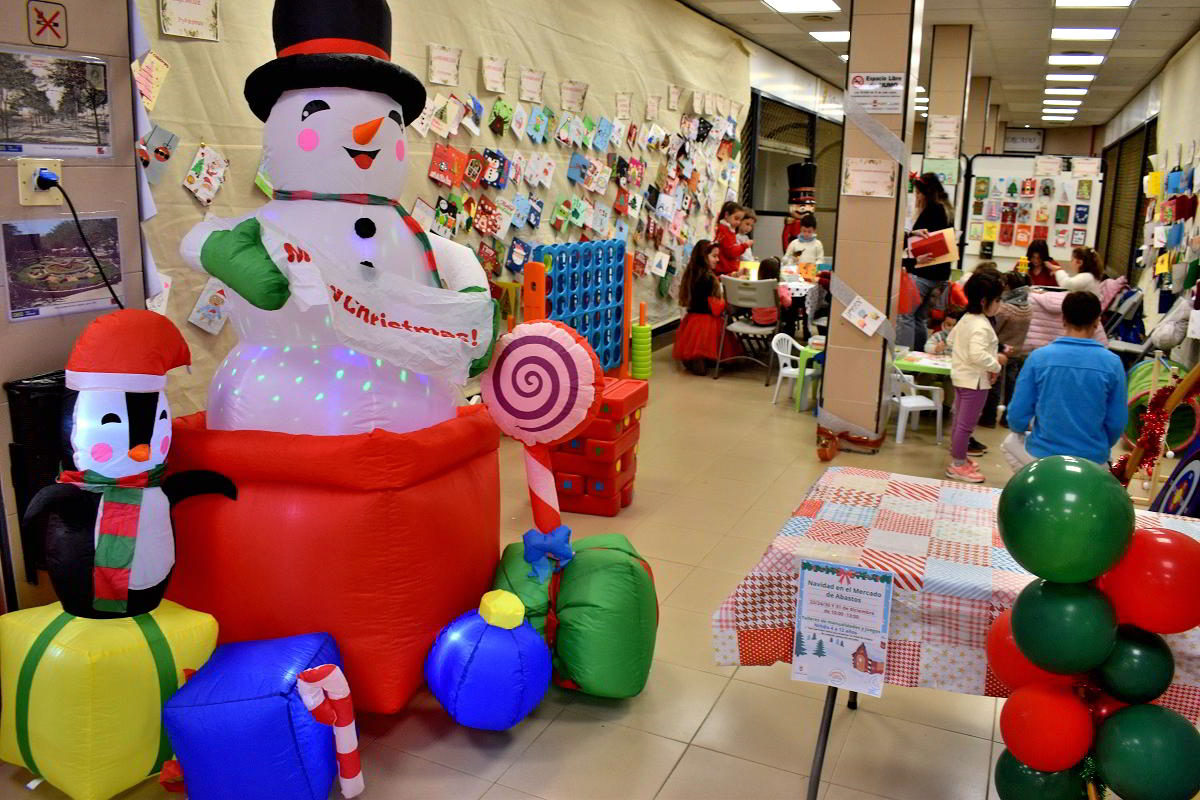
[783,212,824,268]
[1002,291,1127,470]
[737,209,757,262]
[924,309,962,355]
[673,240,741,375]
[946,272,1006,483]
[750,257,794,329]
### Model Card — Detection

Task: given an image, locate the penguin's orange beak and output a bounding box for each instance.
[128,444,151,462]
[352,117,384,145]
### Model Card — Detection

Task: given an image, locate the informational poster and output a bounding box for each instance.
[792,560,894,697]
[428,44,462,86]
[481,55,507,93]
[519,67,544,103]
[2,215,123,322]
[561,80,589,112]
[159,0,218,41]
[0,48,112,156]
[925,114,960,159]
[846,72,905,114]
[841,157,897,198]
[1035,156,1063,177]
[1072,157,1101,177]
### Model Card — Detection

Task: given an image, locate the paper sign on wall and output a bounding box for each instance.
[792,560,894,698]
[668,84,682,111]
[846,72,904,114]
[924,114,960,159]
[519,67,545,103]
[646,95,661,122]
[1072,157,1101,176]
[481,55,507,93]
[561,80,589,112]
[842,295,886,337]
[428,44,462,86]
[841,157,897,198]
[615,91,632,120]
[1035,156,1063,177]
[132,51,170,111]
[159,0,218,41]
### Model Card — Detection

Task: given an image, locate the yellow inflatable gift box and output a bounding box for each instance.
[0,601,218,800]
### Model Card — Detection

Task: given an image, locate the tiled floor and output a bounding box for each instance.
[0,346,1064,799]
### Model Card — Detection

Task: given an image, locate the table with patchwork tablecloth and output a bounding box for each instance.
[713,466,1200,722]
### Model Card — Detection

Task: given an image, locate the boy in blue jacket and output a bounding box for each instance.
[1003,291,1127,469]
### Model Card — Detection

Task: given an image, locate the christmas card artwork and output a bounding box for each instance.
[590,205,612,236]
[506,239,532,273]
[569,197,592,229]
[443,95,468,136]
[645,184,660,210]
[1020,178,1036,198]
[1071,227,1087,246]
[510,103,529,139]
[626,123,639,150]
[649,250,669,277]
[967,221,983,241]
[137,124,179,186]
[1017,202,1033,224]
[528,105,550,143]
[971,200,984,217]
[668,209,685,242]
[481,149,508,189]
[999,223,1014,246]
[550,197,572,232]
[488,99,514,136]
[567,153,590,184]
[633,251,648,277]
[1001,202,1018,224]
[458,95,483,136]
[493,197,517,239]
[527,196,544,229]
[1035,204,1050,224]
[411,197,435,232]
[593,117,614,151]
[791,560,893,698]
[627,193,643,216]
[464,149,486,188]
[555,114,575,147]
[1039,179,1055,199]
[628,158,646,188]
[1074,204,1090,225]
[571,115,590,147]
[614,219,629,241]
[983,221,999,242]
[508,151,526,186]
[183,144,229,206]
[477,240,501,276]
[973,177,990,199]
[409,98,434,137]
[1056,204,1070,224]
[533,153,555,188]
[585,161,612,194]
[428,94,452,138]
[1054,226,1069,248]
[511,193,531,229]
[431,196,458,239]
[1077,179,1092,201]
[1033,224,1049,242]
[1015,225,1032,248]
[611,121,627,151]
[989,178,1004,199]
[456,195,476,234]
[984,201,1000,221]
[614,187,630,216]
[474,195,501,237]
[188,277,229,335]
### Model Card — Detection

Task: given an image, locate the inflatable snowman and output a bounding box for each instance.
[182,0,497,435]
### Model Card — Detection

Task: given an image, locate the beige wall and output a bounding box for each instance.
[1042,126,1096,156]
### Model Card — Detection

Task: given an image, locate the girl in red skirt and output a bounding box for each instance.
[674,240,742,375]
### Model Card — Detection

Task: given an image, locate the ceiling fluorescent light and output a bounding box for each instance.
[921,113,928,118]
[1044,99,1083,106]
[1047,74,1095,82]
[1048,54,1105,65]
[1042,109,1078,116]
[1042,115,1074,121]
[1046,87,1088,95]
[810,30,851,42]
[839,54,849,61]
[1052,28,1117,40]
[762,0,842,11]
[1055,0,1131,7]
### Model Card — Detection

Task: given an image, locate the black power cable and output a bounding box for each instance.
[34,168,125,310]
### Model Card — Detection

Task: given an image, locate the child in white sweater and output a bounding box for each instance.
[945,272,1006,483]
[1055,246,1103,296]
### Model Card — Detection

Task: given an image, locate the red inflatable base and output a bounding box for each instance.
[166,409,501,713]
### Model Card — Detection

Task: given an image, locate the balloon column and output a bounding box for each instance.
[989,456,1200,800]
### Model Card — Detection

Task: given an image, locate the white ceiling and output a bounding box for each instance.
[679,0,1200,128]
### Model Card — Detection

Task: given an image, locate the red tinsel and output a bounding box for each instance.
[1112,378,1200,484]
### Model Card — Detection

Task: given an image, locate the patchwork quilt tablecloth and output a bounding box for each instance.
[713,466,1200,721]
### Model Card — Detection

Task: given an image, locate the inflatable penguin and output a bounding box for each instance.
[23,311,236,619]
[181,0,498,437]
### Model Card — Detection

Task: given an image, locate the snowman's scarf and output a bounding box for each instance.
[57,464,167,613]
[271,190,442,286]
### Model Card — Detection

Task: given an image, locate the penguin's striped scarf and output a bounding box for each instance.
[57,464,167,613]
[270,190,442,286]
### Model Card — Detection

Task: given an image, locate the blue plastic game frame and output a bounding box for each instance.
[531,239,627,371]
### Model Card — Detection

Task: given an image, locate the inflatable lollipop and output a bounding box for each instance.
[482,320,604,580]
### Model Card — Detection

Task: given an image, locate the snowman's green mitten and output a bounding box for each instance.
[199,218,290,311]
[462,287,501,378]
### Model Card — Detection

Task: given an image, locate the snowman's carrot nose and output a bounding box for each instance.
[352,117,384,145]
[128,444,151,462]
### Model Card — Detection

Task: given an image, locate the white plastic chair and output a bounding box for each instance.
[770,333,808,405]
[889,368,943,444]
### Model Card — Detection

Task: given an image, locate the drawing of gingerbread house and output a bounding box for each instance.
[852,643,885,675]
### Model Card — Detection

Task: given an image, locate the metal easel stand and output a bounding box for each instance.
[806,689,859,800]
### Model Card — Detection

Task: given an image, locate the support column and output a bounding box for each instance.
[964,76,991,156]
[925,24,974,170]
[983,103,1001,153]
[820,0,923,442]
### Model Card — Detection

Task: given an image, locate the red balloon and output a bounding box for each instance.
[1096,527,1200,634]
[986,609,1078,690]
[1086,690,1128,726]
[1000,683,1094,772]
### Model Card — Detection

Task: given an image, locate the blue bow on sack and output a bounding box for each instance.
[523,525,574,582]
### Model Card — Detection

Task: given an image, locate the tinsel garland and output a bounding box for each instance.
[1110,377,1200,483]
[1078,754,1107,799]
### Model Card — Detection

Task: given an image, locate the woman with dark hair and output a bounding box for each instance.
[1025,239,1058,287]
[898,172,956,351]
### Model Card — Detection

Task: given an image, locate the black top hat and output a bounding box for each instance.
[244,0,426,124]
[788,161,817,205]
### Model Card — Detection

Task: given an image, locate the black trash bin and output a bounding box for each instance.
[4,370,66,590]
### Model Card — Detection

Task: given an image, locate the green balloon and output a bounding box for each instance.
[994,749,1087,800]
[1097,625,1175,703]
[998,456,1133,582]
[1012,580,1116,673]
[1097,705,1200,800]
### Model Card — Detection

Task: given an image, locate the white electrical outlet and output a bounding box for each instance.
[17,158,64,206]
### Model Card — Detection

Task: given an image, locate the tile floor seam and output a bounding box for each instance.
[489,703,570,796]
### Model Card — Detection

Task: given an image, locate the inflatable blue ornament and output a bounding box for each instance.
[424,590,551,730]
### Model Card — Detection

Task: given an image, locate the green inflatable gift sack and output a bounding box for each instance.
[493,534,657,698]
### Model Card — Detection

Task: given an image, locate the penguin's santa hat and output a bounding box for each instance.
[65,310,191,393]
[243,0,426,124]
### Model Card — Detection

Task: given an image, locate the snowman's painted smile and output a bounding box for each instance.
[344,147,380,170]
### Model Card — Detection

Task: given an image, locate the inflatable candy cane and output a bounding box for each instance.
[296,664,364,799]
[483,320,605,580]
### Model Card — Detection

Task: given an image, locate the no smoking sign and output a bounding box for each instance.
[28,1,68,48]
